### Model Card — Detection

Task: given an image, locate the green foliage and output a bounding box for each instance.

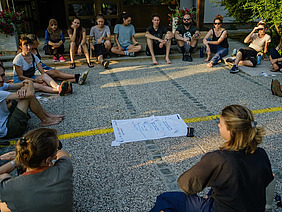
[212,0,282,37]
[0,10,26,36]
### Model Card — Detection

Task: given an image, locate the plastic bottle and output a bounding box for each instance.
[257,54,262,65]
[232,49,237,57]
[265,173,277,210]
[200,47,203,58]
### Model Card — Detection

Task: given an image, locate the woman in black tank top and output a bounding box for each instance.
[203,14,229,67]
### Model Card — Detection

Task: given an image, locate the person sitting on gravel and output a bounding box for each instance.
[111,13,142,57]
[43,19,66,62]
[203,14,229,67]
[145,13,173,65]
[13,36,72,96]
[67,16,94,69]
[228,20,271,73]
[0,128,73,212]
[269,38,282,72]
[150,104,273,212]
[0,63,64,139]
[89,15,111,69]
[27,34,89,85]
[174,13,200,62]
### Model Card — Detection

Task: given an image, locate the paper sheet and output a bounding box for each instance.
[111,114,188,146]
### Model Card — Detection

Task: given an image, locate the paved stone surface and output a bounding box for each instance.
[0,33,282,211]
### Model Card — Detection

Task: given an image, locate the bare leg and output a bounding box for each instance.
[33,82,58,94]
[164,36,172,64]
[20,96,63,126]
[104,40,111,52]
[238,60,254,67]
[111,46,126,55]
[69,42,76,63]
[0,202,11,212]
[98,54,104,64]
[234,51,243,65]
[36,73,60,91]
[127,45,142,53]
[205,45,211,62]
[147,38,158,65]
[82,43,92,64]
[45,69,75,82]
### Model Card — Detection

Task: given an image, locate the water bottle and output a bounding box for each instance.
[200,47,204,58]
[232,49,237,57]
[257,54,262,65]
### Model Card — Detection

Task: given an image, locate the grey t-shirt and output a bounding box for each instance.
[90,25,110,45]
[114,24,135,47]
[0,156,73,212]
[12,53,40,77]
[0,83,10,138]
[249,33,271,52]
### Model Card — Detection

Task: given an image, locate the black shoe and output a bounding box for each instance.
[102,60,109,69]
[187,53,193,62]
[182,54,188,61]
[230,65,239,73]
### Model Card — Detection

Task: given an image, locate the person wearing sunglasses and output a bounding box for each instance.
[203,14,229,67]
[228,20,271,73]
[0,128,73,212]
[175,13,200,62]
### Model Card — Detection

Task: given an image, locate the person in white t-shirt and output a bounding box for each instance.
[228,20,271,73]
[0,62,63,139]
[89,15,111,69]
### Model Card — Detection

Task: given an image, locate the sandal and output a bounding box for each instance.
[86,61,94,68]
[70,62,76,69]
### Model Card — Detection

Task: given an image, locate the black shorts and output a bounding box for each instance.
[93,43,107,57]
[146,43,166,56]
[238,47,258,66]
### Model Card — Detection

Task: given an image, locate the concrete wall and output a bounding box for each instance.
[180,0,196,10]
[204,0,234,23]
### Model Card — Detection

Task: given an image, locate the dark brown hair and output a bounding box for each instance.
[16,128,58,168]
[214,14,223,24]
[219,105,265,154]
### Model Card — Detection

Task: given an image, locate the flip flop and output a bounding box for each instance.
[70,63,76,69]
[87,62,94,68]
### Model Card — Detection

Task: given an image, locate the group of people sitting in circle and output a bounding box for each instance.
[0,104,274,211]
[0,9,279,211]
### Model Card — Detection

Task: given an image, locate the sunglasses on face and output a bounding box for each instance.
[51,24,57,26]
[183,18,191,21]
[214,22,221,25]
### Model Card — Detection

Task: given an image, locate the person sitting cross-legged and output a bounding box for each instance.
[0,62,63,139]
[145,13,173,65]
[111,13,142,57]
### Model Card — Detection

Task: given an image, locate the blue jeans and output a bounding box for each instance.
[208,42,228,64]
[150,191,214,212]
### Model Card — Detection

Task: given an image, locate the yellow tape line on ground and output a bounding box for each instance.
[2,106,282,146]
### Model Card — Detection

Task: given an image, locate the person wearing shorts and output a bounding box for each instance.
[111,13,142,57]
[145,13,173,65]
[229,20,271,73]
[0,63,63,139]
[89,15,111,69]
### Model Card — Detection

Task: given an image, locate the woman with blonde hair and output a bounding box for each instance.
[151,104,273,211]
[0,128,73,212]
[44,19,66,62]
[203,14,229,67]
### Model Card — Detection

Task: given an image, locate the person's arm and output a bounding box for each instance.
[81,29,87,45]
[206,30,227,45]
[68,28,76,43]
[145,31,164,43]
[244,27,260,43]
[262,41,270,59]
[175,30,190,42]
[5,80,35,100]
[89,36,95,50]
[114,34,121,48]
[0,159,18,175]
[192,30,201,40]
[203,29,212,45]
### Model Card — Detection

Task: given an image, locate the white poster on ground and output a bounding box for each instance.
[111,114,188,146]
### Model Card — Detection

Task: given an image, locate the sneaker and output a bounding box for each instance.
[53,56,59,62]
[78,70,89,85]
[102,60,109,69]
[230,65,239,74]
[59,55,66,62]
[129,52,135,57]
[58,81,69,96]
[187,53,193,62]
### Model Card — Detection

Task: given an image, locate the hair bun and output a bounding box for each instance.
[215,14,223,22]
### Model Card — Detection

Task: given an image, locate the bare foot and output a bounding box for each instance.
[152,58,158,65]
[45,111,65,118]
[207,62,213,68]
[204,56,210,62]
[159,42,164,48]
[41,117,62,127]
[165,58,171,64]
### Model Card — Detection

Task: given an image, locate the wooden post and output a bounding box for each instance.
[196,0,205,30]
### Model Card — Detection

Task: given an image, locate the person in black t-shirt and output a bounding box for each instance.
[150,104,274,212]
[175,13,200,62]
[145,13,173,65]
